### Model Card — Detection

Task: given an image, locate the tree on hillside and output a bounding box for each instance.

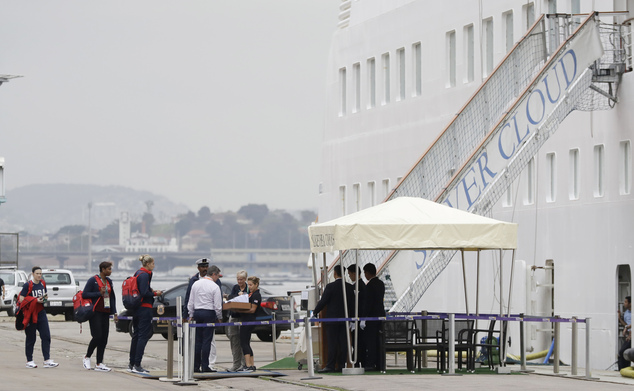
[98,221,119,244]
[238,204,269,224]
[197,206,212,222]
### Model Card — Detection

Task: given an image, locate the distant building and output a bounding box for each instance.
[119,211,131,246]
[125,232,178,253]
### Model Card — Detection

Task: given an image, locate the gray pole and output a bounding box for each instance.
[585,318,592,379]
[87,202,92,274]
[461,250,469,314]
[571,317,578,375]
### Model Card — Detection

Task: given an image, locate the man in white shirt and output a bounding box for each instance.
[187,271,222,373]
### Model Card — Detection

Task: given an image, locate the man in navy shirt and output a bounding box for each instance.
[19,266,59,369]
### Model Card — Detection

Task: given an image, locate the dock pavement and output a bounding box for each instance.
[1,314,634,390]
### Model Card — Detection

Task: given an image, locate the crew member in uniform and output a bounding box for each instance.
[363,263,385,372]
[313,265,354,373]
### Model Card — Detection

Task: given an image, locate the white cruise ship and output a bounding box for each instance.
[317,0,633,369]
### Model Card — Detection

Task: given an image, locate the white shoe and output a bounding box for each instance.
[43,359,59,368]
[83,356,91,370]
[26,361,37,369]
[94,363,111,372]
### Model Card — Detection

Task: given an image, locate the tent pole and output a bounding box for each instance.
[507,249,516,316]
[322,253,328,291]
[499,249,504,316]
[312,253,318,289]
[353,249,360,365]
[340,251,353,367]
[476,251,480,316]
[461,250,469,315]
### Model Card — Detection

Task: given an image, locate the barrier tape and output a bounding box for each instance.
[112,313,586,327]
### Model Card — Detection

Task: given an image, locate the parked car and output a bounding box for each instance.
[40,269,80,321]
[0,266,29,316]
[115,281,293,341]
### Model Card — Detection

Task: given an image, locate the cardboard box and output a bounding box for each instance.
[223,302,251,310]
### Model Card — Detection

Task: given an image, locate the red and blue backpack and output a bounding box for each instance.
[73,275,103,323]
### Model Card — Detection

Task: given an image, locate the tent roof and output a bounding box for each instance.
[308,197,517,252]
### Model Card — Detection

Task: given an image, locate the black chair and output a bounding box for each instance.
[471,319,504,369]
[381,319,416,372]
[436,319,475,372]
[412,318,444,370]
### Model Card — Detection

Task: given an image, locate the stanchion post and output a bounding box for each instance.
[448,313,455,374]
[167,322,174,379]
[520,314,526,371]
[585,318,592,379]
[554,319,560,374]
[272,313,277,361]
[301,315,322,380]
[571,317,578,376]
[290,295,295,355]
[179,321,197,385]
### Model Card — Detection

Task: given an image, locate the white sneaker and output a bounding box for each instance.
[26,361,37,369]
[83,356,91,370]
[43,359,59,368]
[94,363,111,372]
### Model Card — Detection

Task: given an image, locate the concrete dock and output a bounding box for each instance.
[1,314,633,390]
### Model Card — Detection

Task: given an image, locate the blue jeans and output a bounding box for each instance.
[25,310,51,361]
[193,309,217,371]
[129,306,153,366]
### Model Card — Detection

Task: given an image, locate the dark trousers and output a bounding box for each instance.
[193,309,217,371]
[86,311,110,364]
[325,322,348,370]
[129,306,153,366]
[364,321,382,370]
[619,339,632,369]
[25,310,51,361]
[240,324,255,356]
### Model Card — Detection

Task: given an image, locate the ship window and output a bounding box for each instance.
[382,179,390,199]
[569,148,580,200]
[504,11,514,53]
[367,57,376,109]
[483,18,494,77]
[397,47,405,101]
[382,52,390,105]
[620,141,631,195]
[464,25,474,83]
[525,157,535,205]
[339,67,347,117]
[353,183,361,212]
[547,0,557,14]
[523,3,535,30]
[367,181,376,207]
[353,62,361,113]
[594,144,605,197]
[447,30,456,87]
[571,0,581,23]
[547,152,556,202]
[339,185,347,216]
[413,42,422,96]
[503,184,513,207]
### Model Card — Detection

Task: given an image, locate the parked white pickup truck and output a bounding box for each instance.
[0,266,29,316]
[40,269,80,321]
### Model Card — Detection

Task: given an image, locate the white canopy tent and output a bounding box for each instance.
[307,197,519,371]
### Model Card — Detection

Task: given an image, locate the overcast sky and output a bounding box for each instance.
[0,1,339,213]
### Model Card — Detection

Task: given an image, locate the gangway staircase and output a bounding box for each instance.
[335,12,632,313]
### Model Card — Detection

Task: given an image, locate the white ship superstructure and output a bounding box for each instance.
[318,0,634,369]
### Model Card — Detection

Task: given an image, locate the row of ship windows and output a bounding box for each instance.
[333,140,632,215]
[506,141,633,206]
[337,0,582,116]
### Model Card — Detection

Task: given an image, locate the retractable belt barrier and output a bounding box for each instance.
[111,312,593,380]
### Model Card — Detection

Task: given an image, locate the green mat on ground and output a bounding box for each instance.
[260,356,300,370]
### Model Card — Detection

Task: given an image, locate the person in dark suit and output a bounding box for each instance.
[363,263,385,371]
[347,265,366,367]
[313,265,354,373]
